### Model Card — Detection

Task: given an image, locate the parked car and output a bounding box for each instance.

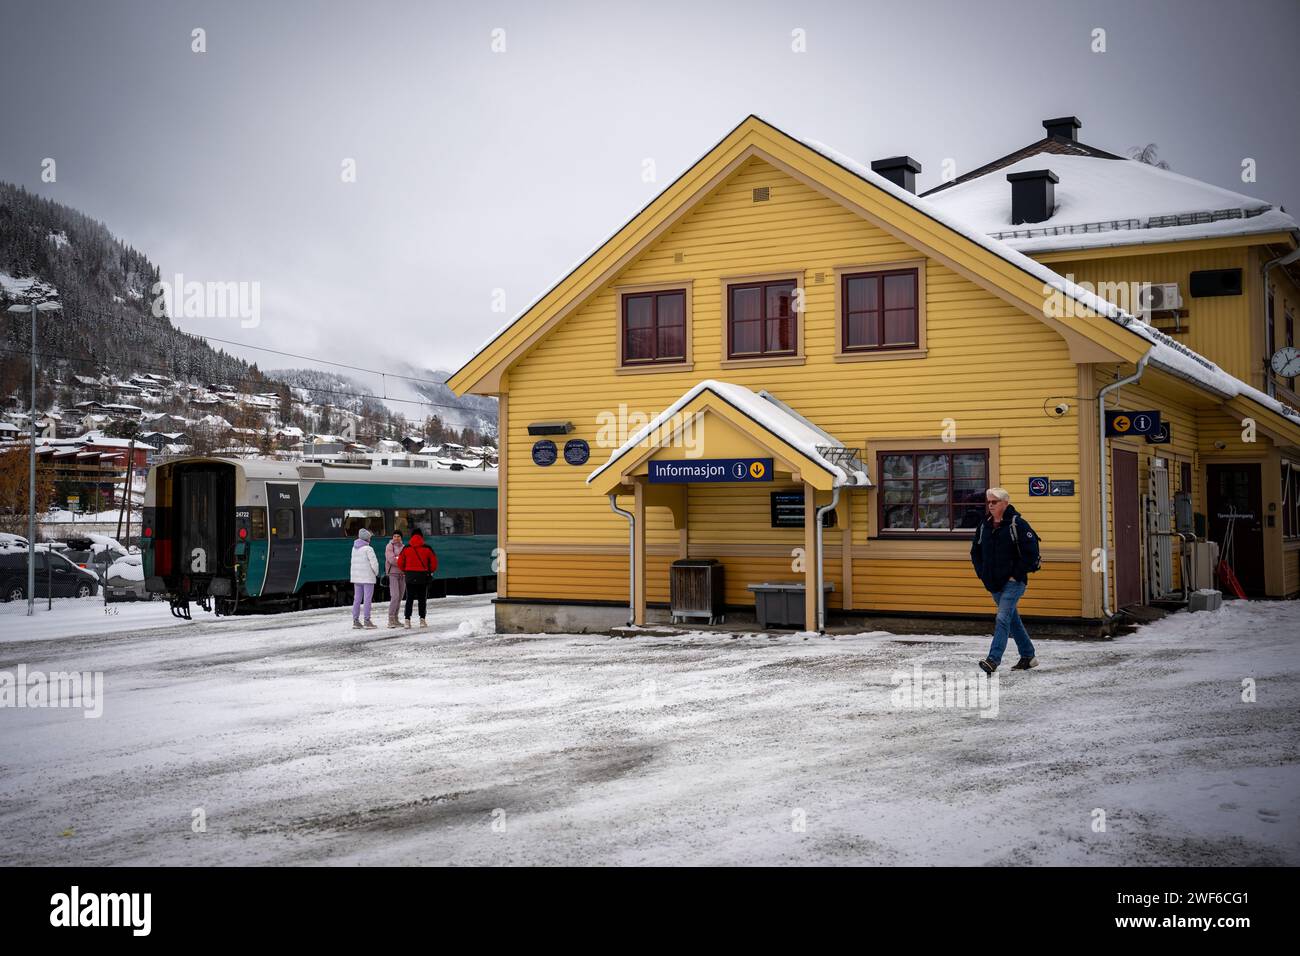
[62,548,116,575]
[62,535,129,577]
[103,554,150,602]
[0,532,28,552]
[0,551,99,601]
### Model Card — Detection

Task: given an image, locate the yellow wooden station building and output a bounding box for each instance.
[450,115,1300,634]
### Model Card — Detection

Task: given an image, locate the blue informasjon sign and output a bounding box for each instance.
[648,458,773,483]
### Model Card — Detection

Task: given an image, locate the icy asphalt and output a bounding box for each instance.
[1,594,1297,865]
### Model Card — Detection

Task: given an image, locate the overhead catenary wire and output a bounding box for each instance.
[54,298,454,389]
[0,298,487,414]
[0,344,474,414]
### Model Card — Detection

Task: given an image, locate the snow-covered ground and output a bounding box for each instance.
[0,595,1296,865]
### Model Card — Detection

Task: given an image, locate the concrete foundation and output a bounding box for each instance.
[495,600,633,634]
[495,599,1111,639]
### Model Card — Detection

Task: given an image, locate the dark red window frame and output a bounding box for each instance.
[621,289,687,366]
[876,449,989,535]
[727,279,798,359]
[842,268,919,352]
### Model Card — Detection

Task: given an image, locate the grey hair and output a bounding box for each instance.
[986,487,1011,502]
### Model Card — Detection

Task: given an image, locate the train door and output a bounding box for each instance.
[178,466,221,577]
[263,483,303,595]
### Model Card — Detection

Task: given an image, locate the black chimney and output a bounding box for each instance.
[1042,116,1081,142]
[870,156,922,194]
[1007,169,1058,224]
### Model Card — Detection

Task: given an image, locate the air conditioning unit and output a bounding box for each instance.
[1139,282,1183,318]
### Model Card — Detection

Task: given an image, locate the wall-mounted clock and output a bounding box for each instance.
[1271,346,1300,378]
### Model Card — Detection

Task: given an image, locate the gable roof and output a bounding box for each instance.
[922,130,1124,197]
[449,115,1157,397]
[447,115,1300,435]
[924,152,1297,255]
[586,380,872,494]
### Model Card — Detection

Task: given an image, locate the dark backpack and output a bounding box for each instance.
[1009,516,1042,573]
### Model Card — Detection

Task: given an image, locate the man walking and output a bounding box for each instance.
[970,487,1039,673]
[385,530,406,628]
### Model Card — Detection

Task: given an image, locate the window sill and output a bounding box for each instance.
[615,362,693,375]
[720,355,806,369]
[870,533,977,541]
[835,348,926,363]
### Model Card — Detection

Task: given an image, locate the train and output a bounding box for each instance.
[141,456,498,617]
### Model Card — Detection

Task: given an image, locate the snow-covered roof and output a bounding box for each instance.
[923,153,1297,253]
[454,117,1300,433]
[795,134,1300,426]
[587,380,872,489]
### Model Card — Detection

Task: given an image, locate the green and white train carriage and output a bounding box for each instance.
[142,457,497,617]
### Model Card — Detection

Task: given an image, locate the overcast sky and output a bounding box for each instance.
[2,0,1297,382]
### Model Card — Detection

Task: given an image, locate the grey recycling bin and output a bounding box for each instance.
[670,559,725,624]
[747,581,834,630]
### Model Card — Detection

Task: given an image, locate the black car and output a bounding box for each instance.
[0,551,100,601]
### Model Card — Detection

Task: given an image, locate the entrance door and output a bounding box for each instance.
[1112,448,1142,607]
[1206,463,1265,596]
[263,483,303,595]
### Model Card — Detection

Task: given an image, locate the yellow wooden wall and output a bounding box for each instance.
[501,155,1086,614]
[1051,247,1258,387]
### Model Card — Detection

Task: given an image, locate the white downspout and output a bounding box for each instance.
[609,494,634,626]
[1098,352,1150,620]
[814,486,841,632]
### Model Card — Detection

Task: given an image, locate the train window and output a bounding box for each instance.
[437,509,475,535]
[250,508,267,540]
[273,508,295,539]
[343,509,386,537]
[394,509,432,537]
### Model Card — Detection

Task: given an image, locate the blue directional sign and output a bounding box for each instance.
[648,457,773,483]
[1145,422,1172,445]
[1106,409,1162,437]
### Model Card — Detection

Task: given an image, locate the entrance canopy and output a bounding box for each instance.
[586,380,872,495]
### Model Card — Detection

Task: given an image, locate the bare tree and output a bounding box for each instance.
[1128,143,1171,170]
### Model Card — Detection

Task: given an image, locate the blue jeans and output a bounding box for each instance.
[987,579,1034,664]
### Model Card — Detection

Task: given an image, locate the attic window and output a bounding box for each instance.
[752,187,770,202]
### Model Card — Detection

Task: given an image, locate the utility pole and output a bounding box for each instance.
[7,296,61,617]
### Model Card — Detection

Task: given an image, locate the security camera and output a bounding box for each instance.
[1053,402,1070,417]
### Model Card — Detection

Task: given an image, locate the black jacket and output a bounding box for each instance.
[970,504,1040,593]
